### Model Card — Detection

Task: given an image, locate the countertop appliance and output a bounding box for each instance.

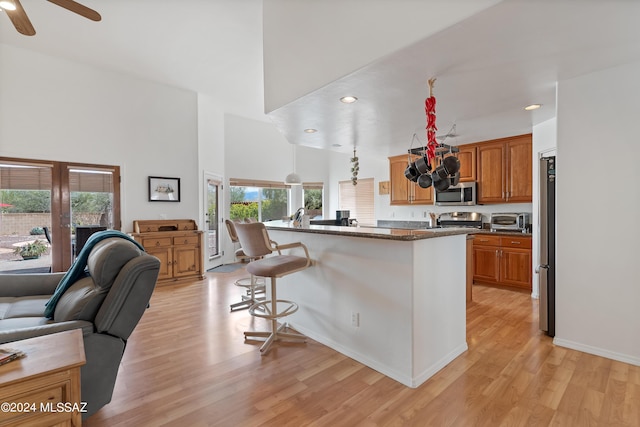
[538,156,556,337]
[490,212,530,233]
[335,210,351,226]
[310,210,356,226]
[437,212,483,228]
[435,182,476,206]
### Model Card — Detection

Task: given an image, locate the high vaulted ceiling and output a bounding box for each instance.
[2,0,640,156]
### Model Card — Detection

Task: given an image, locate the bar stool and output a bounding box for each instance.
[225,220,265,311]
[234,222,311,355]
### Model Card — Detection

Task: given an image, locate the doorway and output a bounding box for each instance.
[0,157,120,273]
[204,173,222,270]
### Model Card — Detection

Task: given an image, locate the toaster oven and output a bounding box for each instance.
[490,213,530,232]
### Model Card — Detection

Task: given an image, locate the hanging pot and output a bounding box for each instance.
[417,173,433,189]
[433,164,448,179]
[443,156,461,175]
[432,170,450,191]
[414,156,431,174]
[449,171,461,186]
[404,163,419,182]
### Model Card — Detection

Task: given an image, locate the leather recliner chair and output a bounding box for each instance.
[0,237,160,418]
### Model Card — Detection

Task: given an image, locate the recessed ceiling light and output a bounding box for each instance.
[303,128,317,133]
[340,96,358,104]
[0,1,17,10]
[524,104,542,111]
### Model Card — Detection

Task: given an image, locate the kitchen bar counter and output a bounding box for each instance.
[265,220,476,240]
[264,221,474,388]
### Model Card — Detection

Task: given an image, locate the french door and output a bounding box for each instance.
[204,173,222,267]
[0,157,120,272]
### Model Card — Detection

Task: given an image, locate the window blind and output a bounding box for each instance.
[229,178,289,189]
[338,177,374,226]
[0,165,52,190]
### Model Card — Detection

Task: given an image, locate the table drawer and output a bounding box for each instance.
[473,235,501,247]
[143,237,172,248]
[501,236,532,249]
[173,235,199,246]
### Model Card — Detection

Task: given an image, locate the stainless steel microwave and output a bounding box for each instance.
[434,182,476,206]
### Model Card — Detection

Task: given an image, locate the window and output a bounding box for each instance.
[303,182,323,219]
[339,178,374,226]
[229,179,289,222]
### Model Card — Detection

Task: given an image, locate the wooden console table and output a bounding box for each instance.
[131,219,204,285]
[0,329,86,427]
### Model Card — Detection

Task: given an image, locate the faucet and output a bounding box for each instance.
[293,207,305,227]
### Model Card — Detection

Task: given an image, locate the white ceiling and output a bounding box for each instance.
[2,0,640,156]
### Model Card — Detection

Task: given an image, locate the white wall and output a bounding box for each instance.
[554,60,640,365]
[0,44,201,233]
[531,117,557,298]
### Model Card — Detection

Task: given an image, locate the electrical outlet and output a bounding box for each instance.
[351,312,360,327]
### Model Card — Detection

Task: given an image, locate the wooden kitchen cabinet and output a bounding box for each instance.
[434,143,477,182]
[473,234,531,291]
[131,219,204,285]
[389,154,433,205]
[477,134,532,203]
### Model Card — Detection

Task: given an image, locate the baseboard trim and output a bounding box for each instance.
[554,337,640,366]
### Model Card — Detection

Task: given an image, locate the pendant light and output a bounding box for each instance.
[284,144,302,185]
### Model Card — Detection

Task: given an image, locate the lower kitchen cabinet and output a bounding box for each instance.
[473,234,531,291]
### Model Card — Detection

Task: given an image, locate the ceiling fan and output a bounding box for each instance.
[0,0,101,36]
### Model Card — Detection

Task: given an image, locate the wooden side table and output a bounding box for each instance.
[0,329,86,427]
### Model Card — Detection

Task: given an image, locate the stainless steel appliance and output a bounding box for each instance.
[490,212,530,233]
[434,182,476,206]
[437,212,483,228]
[537,156,556,336]
[335,210,350,226]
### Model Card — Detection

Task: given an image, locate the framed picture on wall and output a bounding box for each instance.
[149,176,180,202]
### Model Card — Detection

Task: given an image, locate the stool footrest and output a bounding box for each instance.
[249,300,299,319]
[235,277,266,289]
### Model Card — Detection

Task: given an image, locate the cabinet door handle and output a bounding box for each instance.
[184,239,188,244]
[510,241,521,244]
[155,241,160,246]
[479,239,489,242]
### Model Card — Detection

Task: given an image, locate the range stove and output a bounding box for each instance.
[437,212,483,229]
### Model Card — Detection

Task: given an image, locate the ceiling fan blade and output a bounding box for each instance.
[46,0,101,21]
[4,0,36,36]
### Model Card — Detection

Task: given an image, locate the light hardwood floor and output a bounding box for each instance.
[84,267,640,427]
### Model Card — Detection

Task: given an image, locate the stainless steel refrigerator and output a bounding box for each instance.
[538,156,555,336]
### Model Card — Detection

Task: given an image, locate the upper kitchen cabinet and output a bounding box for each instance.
[389,154,433,205]
[477,134,532,204]
[434,144,477,182]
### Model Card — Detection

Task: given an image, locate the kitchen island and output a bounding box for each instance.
[264,221,476,388]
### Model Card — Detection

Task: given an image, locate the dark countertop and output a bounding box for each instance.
[475,229,533,237]
[265,220,477,241]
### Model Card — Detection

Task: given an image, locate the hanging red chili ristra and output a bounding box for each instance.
[425,78,438,164]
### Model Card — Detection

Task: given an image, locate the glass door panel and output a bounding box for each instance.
[68,167,115,258]
[205,176,221,260]
[0,161,53,274]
